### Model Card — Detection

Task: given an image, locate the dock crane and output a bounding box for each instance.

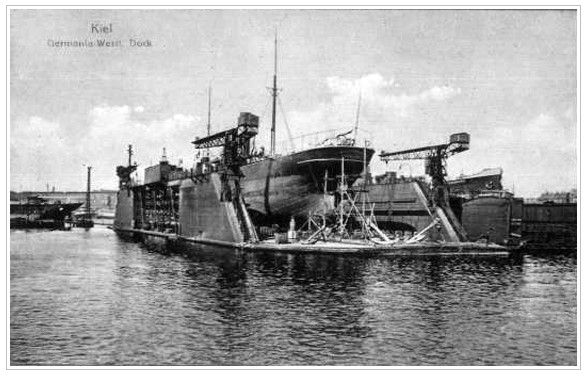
[380,133,470,204]
[190,112,260,242]
[379,132,470,241]
[192,112,259,172]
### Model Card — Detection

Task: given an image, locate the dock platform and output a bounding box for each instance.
[115,228,513,257]
[244,240,510,256]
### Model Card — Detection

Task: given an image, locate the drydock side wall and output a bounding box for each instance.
[114,189,134,230]
[364,181,433,232]
[461,197,523,244]
[362,181,467,242]
[522,203,576,248]
[178,174,244,243]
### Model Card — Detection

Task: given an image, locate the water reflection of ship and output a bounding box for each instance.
[196,250,524,365]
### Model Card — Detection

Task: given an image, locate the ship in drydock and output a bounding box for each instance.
[240,139,373,226]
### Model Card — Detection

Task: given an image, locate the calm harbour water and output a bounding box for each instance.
[10,227,577,366]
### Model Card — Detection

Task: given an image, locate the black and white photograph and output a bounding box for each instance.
[8,6,579,368]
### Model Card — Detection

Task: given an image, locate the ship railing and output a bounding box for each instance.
[168,170,190,181]
[167,164,229,182]
[168,169,209,182]
[276,127,373,154]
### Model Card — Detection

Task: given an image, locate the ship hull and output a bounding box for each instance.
[241,146,374,223]
[10,202,82,220]
[10,202,82,228]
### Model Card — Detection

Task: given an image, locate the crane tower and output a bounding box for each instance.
[379,133,470,242]
[379,132,470,206]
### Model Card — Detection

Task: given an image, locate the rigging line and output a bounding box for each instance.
[206,84,212,158]
[277,96,295,152]
[260,95,271,125]
[254,96,272,154]
[353,87,362,143]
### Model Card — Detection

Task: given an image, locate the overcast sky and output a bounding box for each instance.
[10,9,577,197]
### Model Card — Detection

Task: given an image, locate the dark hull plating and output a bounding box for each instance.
[10,202,83,229]
[10,202,83,221]
[241,146,374,222]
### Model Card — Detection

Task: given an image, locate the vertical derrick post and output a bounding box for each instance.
[127,144,133,166]
[86,166,92,222]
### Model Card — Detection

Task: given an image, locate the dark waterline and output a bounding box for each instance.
[10,227,577,366]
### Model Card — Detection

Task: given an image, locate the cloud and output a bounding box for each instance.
[325,73,460,117]
[11,101,575,198]
[10,116,77,191]
[10,106,203,191]
[276,73,463,164]
[281,72,576,197]
[83,105,201,186]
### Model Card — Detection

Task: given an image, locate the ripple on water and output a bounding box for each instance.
[10,228,577,366]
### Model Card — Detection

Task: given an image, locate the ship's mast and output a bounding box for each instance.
[270,31,278,156]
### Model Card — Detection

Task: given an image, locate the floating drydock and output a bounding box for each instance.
[113,113,512,257]
[111,33,521,257]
